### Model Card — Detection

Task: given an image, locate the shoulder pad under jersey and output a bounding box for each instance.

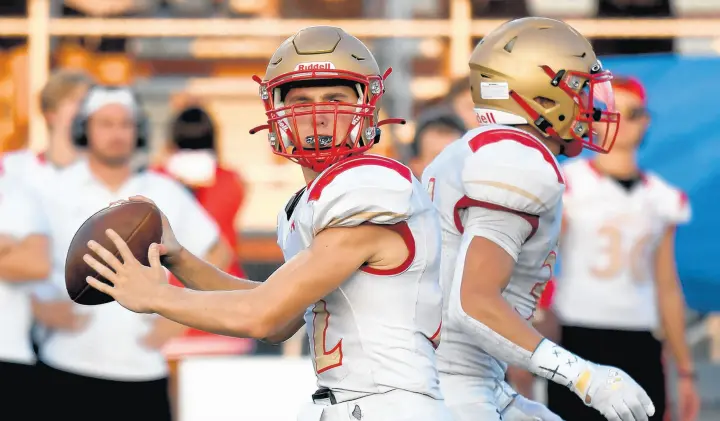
[307,155,414,234]
[461,128,565,215]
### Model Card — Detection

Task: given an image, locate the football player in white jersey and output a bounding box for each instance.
[548,76,700,421]
[423,17,655,421]
[79,26,452,421]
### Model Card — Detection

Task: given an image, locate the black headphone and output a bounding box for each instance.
[71,84,150,148]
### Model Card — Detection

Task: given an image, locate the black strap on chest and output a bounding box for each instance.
[311,387,337,405]
[285,186,307,220]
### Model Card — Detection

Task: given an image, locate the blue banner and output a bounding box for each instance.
[560,53,720,312]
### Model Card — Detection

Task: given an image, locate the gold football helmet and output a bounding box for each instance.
[250,26,403,172]
[469,17,620,156]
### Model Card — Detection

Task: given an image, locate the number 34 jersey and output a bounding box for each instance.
[554,158,691,331]
[422,126,565,381]
[276,154,444,404]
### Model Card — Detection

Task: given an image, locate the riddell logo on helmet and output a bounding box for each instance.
[476,112,497,125]
[295,62,336,71]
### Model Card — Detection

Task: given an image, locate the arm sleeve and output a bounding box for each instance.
[310,164,414,234]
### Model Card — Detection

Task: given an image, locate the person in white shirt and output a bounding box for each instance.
[1,69,89,185]
[0,70,92,333]
[0,176,50,417]
[548,76,701,421]
[35,85,230,421]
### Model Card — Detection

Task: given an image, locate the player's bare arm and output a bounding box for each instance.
[166,245,261,291]
[83,222,404,339]
[461,236,544,351]
[463,236,546,403]
[655,226,701,421]
[161,244,304,344]
[655,226,694,374]
[122,194,260,292]
[0,234,50,281]
[202,237,235,276]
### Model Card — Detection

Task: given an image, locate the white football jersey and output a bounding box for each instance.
[555,158,691,330]
[423,125,564,381]
[276,154,443,404]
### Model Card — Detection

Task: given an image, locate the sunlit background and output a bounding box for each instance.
[1,0,719,420]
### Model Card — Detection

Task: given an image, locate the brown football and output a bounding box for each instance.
[65,201,163,305]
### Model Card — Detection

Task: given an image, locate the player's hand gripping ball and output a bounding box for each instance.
[65,201,162,305]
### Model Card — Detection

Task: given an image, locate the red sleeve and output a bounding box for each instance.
[537,279,556,310]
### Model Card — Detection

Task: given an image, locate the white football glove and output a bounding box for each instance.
[530,340,655,421]
[573,363,655,421]
[502,394,564,421]
[495,381,563,421]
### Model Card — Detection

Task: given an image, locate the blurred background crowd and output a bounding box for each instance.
[0,0,719,420]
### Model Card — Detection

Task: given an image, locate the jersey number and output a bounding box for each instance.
[521,250,557,320]
[530,250,557,302]
[592,225,652,283]
[311,300,343,373]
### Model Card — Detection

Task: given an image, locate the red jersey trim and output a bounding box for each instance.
[468,129,564,184]
[454,196,539,242]
[360,221,416,276]
[307,155,412,202]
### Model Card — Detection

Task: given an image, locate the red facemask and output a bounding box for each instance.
[542,64,621,156]
[250,68,403,173]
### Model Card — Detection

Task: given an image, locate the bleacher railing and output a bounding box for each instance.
[5,0,720,153]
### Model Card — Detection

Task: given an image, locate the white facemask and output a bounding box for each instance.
[166,150,217,186]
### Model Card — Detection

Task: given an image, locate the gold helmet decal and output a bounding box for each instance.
[469,17,620,156]
[250,26,404,172]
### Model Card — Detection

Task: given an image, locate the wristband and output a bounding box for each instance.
[529,339,593,396]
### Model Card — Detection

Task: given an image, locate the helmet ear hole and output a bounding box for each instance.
[533,96,556,109]
[503,37,518,53]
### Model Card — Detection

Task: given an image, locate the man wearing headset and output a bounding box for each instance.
[34,85,230,421]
